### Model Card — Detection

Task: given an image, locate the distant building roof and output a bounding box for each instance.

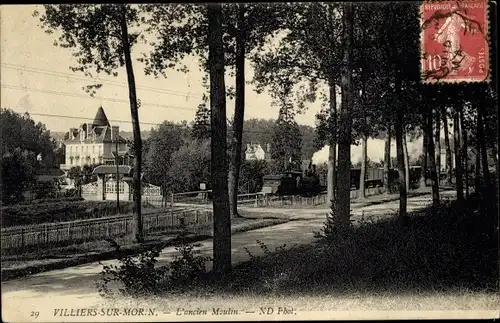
[92,165,133,175]
[37,168,65,177]
[93,106,110,127]
[35,168,65,182]
[64,107,127,144]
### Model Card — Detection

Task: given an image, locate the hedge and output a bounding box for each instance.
[1,200,135,228]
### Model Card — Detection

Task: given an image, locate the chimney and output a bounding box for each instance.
[86,123,93,139]
[112,126,120,141]
[266,143,271,153]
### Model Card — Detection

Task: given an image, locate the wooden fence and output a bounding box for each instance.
[1,208,213,254]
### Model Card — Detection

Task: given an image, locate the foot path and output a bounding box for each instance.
[2,191,455,322]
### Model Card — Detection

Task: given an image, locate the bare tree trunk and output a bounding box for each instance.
[327,80,337,206]
[478,106,490,187]
[442,108,453,185]
[334,3,354,229]
[435,108,441,187]
[360,133,367,199]
[453,109,464,201]
[492,143,498,178]
[120,5,143,243]
[426,109,440,205]
[228,4,246,219]
[403,129,410,192]
[461,110,469,197]
[395,115,407,218]
[423,124,429,183]
[208,3,231,276]
[475,112,481,190]
[384,123,391,193]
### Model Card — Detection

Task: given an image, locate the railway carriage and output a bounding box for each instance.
[262,164,423,197]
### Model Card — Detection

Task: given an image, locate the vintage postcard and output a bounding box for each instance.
[1,2,498,322]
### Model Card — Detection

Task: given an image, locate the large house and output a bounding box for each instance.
[60,107,132,171]
[245,143,272,161]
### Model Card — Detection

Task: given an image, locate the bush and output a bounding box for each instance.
[97,226,211,298]
[211,193,497,295]
[17,196,84,205]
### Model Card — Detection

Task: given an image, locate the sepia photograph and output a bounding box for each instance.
[1,1,498,321]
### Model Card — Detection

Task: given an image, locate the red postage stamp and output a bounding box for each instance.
[420,0,490,83]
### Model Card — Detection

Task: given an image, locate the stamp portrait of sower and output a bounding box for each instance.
[421,0,489,83]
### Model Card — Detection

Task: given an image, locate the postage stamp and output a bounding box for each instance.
[420,0,490,83]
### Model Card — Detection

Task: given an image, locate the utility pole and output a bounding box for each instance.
[115,133,120,213]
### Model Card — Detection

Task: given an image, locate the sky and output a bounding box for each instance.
[1,5,430,162]
[0,5,322,134]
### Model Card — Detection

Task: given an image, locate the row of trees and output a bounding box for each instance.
[143,117,306,194]
[36,3,497,276]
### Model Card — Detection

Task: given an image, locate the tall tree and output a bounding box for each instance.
[435,108,441,187]
[35,4,145,241]
[442,108,454,184]
[461,109,469,197]
[403,129,410,192]
[0,109,56,166]
[271,95,303,172]
[395,113,407,218]
[475,109,482,189]
[334,3,355,228]
[145,121,186,189]
[142,4,285,218]
[208,3,231,276]
[228,4,247,218]
[384,124,392,193]
[359,134,368,198]
[252,3,344,206]
[453,108,464,202]
[1,149,38,204]
[192,96,211,141]
[425,108,440,205]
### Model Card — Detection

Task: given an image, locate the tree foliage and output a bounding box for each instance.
[144,121,189,188]
[0,109,56,167]
[1,149,38,204]
[168,140,211,193]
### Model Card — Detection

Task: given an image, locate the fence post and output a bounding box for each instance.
[156,213,159,227]
[21,227,25,248]
[44,224,48,244]
[195,210,199,224]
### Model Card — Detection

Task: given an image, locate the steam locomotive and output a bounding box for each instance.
[261,164,423,197]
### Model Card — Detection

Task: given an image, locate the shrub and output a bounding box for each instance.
[315,201,355,240]
[96,225,211,298]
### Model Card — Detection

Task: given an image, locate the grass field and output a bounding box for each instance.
[102,190,499,312]
[1,216,288,272]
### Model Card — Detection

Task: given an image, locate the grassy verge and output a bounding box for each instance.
[1,217,288,281]
[113,191,498,311]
